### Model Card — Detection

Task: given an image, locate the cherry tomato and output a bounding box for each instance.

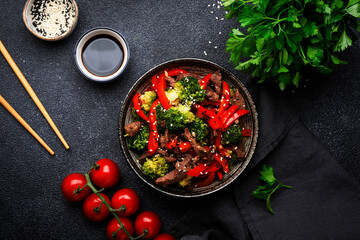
[106,217,134,240]
[83,193,110,222]
[134,211,161,239]
[90,158,121,188]
[111,188,140,217]
[61,173,91,202]
[154,233,176,240]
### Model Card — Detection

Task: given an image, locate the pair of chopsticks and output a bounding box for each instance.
[0,40,69,155]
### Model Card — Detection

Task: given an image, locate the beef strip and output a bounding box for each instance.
[139,148,178,164]
[156,148,167,156]
[138,151,150,164]
[155,169,186,186]
[175,154,194,172]
[159,135,166,148]
[155,148,178,163]
[233,147,246,159]
[231,89,247,127]
[169,146,181,154]
[160,120,166,128]
[209,128,218,146]
[232,89,246,109]
[165,129,177,143]
[184,128,209,158]
[210,70,222,94]
[206,85,220,102]
[176,73,200,81]
[231,141,246,160]
[164,155,178,163]
[165,76,176,88]
[124,122,142,137]
[155,154,195,186]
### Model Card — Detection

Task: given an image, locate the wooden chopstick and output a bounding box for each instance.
[0,94,55,155]
[0,40,69,149]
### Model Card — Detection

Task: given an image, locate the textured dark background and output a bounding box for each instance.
[0,0,359,239]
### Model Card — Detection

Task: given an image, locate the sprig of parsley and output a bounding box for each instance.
[223,0,360,90]
[252,164,292,214]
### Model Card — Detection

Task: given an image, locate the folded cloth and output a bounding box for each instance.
[169,84,360,240]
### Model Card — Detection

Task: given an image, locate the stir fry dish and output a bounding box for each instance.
[124,68,251,189]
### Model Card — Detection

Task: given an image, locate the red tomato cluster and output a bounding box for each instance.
[61,158,175,240]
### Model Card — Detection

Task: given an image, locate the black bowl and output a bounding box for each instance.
[119,58,258,198]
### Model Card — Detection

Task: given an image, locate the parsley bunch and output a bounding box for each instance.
[252,164,292,214]
[223,0,360,90]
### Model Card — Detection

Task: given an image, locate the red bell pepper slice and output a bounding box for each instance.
[179,142,192,153]
[148,99,160,155]
[193,105,221,130]
[205,162,221,173]
[151,75,159,91]
[165,136,178,149]
[193,172,216,188]
[215,130,231,158]
[155,69,188,110]
[152,68,188,91]
[223,109,250,129]
[241,129,251,137]
[187,161,221,177]
[167,68,188,76]
[217,81,231,117]
[132,93,149,122]
[199,73,212,89]
[219,105,238,127]
[216,171,223,180]
[214,153,229,174]
[156,77,171,110]
[186,163,208,177]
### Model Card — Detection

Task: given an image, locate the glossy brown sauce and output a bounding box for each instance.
[81,35,124,77]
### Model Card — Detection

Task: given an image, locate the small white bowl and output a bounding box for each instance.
[23,0,79,41]
[74,28,130,83]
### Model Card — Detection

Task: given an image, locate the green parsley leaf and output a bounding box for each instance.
[347,3,360,17]
[252,164,292,214]
[252,184,273,199]
[347,0,360,8]
[330,54,347,65]
[223,0,360,90]
[259,164,276,185]
[334,30,353,52]
[307,45,324,65]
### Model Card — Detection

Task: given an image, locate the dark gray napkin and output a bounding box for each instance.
[169,84,360,239]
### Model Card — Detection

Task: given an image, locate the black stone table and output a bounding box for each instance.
[1,1,359,239]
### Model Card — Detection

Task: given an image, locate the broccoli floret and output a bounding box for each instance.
[178,175,193,188]
[127,125,150,151]
[139,91,157,111]
[174,76,206,105]
[189,117,209,142]
[223,125,243,145]
[132,108,143,121]
[165,88,180,106]
[142,154,170,179]
[229,153,240,170]
[155,104,166,134]
[163,104,195,132]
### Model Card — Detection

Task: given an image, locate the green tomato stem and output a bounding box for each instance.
[133,229,149,240]
[84,171,137,240]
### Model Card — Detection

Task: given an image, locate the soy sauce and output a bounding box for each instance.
[81,35,124,77]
